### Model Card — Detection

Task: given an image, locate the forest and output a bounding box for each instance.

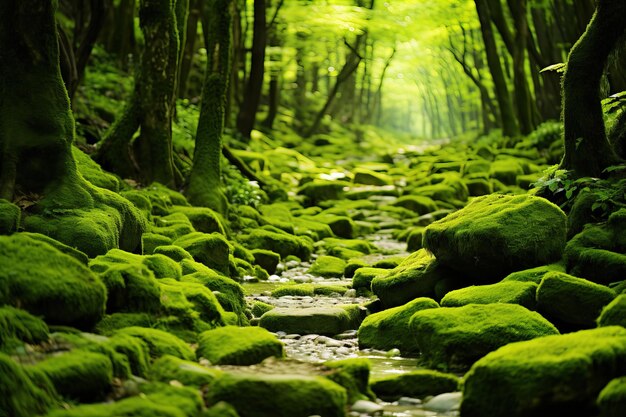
[1,0,626,416]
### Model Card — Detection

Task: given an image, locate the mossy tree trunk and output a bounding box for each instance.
[560,0,626,177]
[95,0,186,188]
[185,0,232,214]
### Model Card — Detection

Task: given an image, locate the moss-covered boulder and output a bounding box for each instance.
[182,265,246,318]
[598,294,626,327]
[489,159,524,185]
[196,326,284,365]
[371,249,452,307]
[154,245,194,262]
[0,199,20,235]
[352,168,393,186]
[307,255,346,278]
[206,372,347,417]
[168,205,225,235]
[461,326,626,417]
[0,234,106,328]
[352,267,388,291]
[298,179,351,206]
[150,354,223,387]
[240,229,312,261]
[370,370,460,400]
[598,377,626,417]
[357,297,439,355]
[251,249,280,275]
[174,232,230,275]
[441,281,538,309]
[0,353,56,417]
[32,350,113,402]
[423,194,567,281]
[465,178,493,196]
[312,214,356,239]
[409,303,559,371]
[106,332,150,377]
[502,263,565,283]
[260,307,352,336]
[324,358,374,403]
[115,327,194,361]
[0,306,49,351]
[536,272,616,329]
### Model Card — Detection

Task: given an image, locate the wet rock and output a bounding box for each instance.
[260,307,352,336]
[351,400,383,414]
[371,370,460,400]
[423,392,462,413]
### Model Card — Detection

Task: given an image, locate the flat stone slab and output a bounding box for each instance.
[259,307,352,336]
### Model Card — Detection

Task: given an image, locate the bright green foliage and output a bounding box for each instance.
[441,281,538,309]
[502,263,566,283]
[0,353,56,417]
[598,377,626,417]
[352,267,388,290]
[371,249,448,307]
[0,234,106,329]
[32,350,113,402]
[536,272,616,329]
[307,255,347,278]
[259,307,352,336]
[424,194,567,280]
[251,249,280,274]
[598,294,626,327]
[324,358,375,403]
[196,326,284,365]
[150,354,223,387]
[392,195,437,215]
[409,303,559,371]
[115,327,194,361]
[370,370,460,400]
[206,373,347,417]
[240,229,312,261]
[461,327,626,417]
[358,297,439,355]
[352,168,393,186]
[174,232,231,275]
[0,199,20,235]
[0,306,49,351]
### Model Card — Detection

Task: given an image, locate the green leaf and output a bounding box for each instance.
[540,63,566,73]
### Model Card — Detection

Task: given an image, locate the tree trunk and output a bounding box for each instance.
[561,0,626,177]
[178,0,198,97]
[508,0,534,135]
[236,0,267,139]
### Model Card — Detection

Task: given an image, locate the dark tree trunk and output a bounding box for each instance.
[561,0,626,177]
[178,0,199,97]
[236,0,267,139]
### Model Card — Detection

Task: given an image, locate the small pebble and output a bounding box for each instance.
[396,397,422,406]
[423,392,462,412]
[351,400,383,414]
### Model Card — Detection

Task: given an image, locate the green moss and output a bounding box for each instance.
[151,354,223,387]
[197,326,284,365]
[536,272,616,329]
[94,313,152,336]
[142,233,173,255]
[314,284,349,296]
[32,350,113,402]
[325,358,374,403]
[371,249,450,307]
[259,307,352,336]
[322,237,376,255]
[311,214,356,239]
[598,294,626,327]
[0,306,49,351]
[120,190,154,220]
[502,263,566,283]
[240,229,312,261]
[72,146,120,192]
[352,168,393,186]
[409,303,559,371]
[423,194,567,281]
[357,297,439,355]
[345,259,369,278]
[174,232,230,275]
[0,353,56,417]
[153,245,194,262]
[159,278,226,328]
[489,159,524,185]
[203,402,240,417]
[292,217,334,240]
[441,281,538,309]
[352,267,388,291]
[465,178,493,196]
[392,195,437,215]
[251,249,280,275]
[272,283,315,297]
[168,205,226,235]
[45,396,187,417]
[0,199,20,235]
[307,255,346,278]
[406,228,425,252]
[151,213,195,240]
[182,266,246,317]
[107,333,150,377]
[298,179,351,205]
[19,232,89,264]
[251,300,275,318]
[598,377,626,417]
[371,370,460,400]
[144,254,183,279]
[0,234,106,329]
[116,327,194,361]
[461,327,626,417]
[206,372,347,417]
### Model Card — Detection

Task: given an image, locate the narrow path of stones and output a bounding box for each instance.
[244,231,461,417]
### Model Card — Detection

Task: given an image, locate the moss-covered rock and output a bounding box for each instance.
[0,234,106,328]
[392,195,437,215]
[106,333,150,377]
[45,396,187,417]
[271,283,315,297]
[168,205,226,235]
[598,377,626,417]
[72,146,121,192]
[251,249,280,275]
[423,194,567,281]
[307,255,346,278]
[240,229,312,261]
[461,326,626,417]
[153,245,194,262]
[0,306,49,351]
[0,199,20,235]
[324,358,374,403]
[182,265,246,318]
[174,232,230,275]
[203,401,241,417]
[441,281,538,309]
[260,307,352,336]
[406,227,425,252]
[352,267,388,291]
[142,233,173,255]
[465,178,493,196]
[370,370,460,400]
[206,372,347,417]
[115,327,194,361]
[312,214,356,239]
[32,350,113,402]
[598,294,626,327]
[298,179,351,206]
[150,354,223,387]
[409,303,559,371]
[357,297,439,355]
[352,168,393,186]
[197,326,284,365]
[489,159,524,185]
[371,249,452,307]
[151,213,196,240]
[502,263,566,283]
[0,353,56,417]
[536,272,616,329]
